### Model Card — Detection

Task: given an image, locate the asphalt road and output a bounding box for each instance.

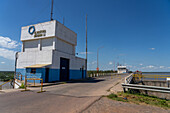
[0,75,127,113]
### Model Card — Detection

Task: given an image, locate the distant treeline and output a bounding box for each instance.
[87,70,117,75]
[0,71,14,81]
[87,70,133,75]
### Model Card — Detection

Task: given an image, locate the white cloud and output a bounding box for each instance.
[0,36,20,49]
[139,64,143,66]
[149,48,155,50]
[0,48,16,60]
[146,65,155,69]
[1,62,5,64]
[109,62,112,65]
[91,61,96,65]
[168,67,170,69]
[159,66,165,69]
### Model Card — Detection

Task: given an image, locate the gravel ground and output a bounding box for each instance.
[82,97,170,113]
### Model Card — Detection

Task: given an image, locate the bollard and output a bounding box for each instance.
[25,76,27,91]
[34,80,35,86]
[41,79,43,92]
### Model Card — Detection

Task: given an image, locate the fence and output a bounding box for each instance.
[0,80,13,90]
[88,73,127,78]
[132,74,170,81]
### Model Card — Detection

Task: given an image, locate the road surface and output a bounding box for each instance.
[0,75,127,113]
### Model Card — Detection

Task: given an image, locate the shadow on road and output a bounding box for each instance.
[28,77,105,88]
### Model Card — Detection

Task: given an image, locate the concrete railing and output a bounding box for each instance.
[88,73,119,77]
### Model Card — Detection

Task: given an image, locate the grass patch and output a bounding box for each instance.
[107,92,170,109]
[19,83,25,89]
[107,93,128,102]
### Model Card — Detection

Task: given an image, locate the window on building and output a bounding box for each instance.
[31,68,36,74]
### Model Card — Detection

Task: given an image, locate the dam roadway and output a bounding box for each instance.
[0,75,126,113]
[1,74,168,113]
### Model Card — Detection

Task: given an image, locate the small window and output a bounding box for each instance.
[31,68,36,74]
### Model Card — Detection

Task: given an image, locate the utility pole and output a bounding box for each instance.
[51,0,54,21]
[14,52,18,88]
[113,61,115,73]
[97,46,104,72]
[63,17,65,25]
[85,14,87,78]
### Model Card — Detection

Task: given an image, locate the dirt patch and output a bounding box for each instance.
[82,97,170,113]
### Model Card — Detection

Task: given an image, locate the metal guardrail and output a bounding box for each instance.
[122,83,170,93]
[0,79,13,90]
[125,73,133,84]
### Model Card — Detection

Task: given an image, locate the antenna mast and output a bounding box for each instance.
[51,0,54,21]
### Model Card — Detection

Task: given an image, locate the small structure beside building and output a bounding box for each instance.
[117,66,128,74]
[16,20,86,83]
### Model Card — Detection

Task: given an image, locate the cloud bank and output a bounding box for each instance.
[0,36,20,49]
[0,36,20,60]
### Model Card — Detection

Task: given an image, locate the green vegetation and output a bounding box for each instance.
[0,71,14,81]
[107,93,128,102]
[19,83,25,89]
[107,92,170,109]
[87,70,133,76]
[87,70,117,75]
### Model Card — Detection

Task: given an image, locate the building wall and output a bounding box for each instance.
[56,22,77,46]
[48,50,86,82]
[17,20,86,83]
[118,69,127,73]
[56,39,75,55]
[21,21,56,41]
[17,50,53,68]
[24,40,39,52]
[21,20,77,47]
[41,38,53,50]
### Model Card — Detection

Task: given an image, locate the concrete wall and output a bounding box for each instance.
[21,20,56,41]
[52,51,85,70]
[21,20,77,46]
[118,69,127,74]
[56,38,75,55]
[24,40,39,52]
[56,21,77,46]
[41,38,53,50]
[17,20,85,83]
[17,50,53,68]
[139,80,170,88]
[137,80,170,100]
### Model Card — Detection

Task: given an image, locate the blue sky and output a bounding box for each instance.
[0,0,170,72]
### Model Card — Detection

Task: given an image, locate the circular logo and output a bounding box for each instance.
[28,26,35,35]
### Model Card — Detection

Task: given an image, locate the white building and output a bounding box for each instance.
[16,20,86,82]
[117,66,128,74]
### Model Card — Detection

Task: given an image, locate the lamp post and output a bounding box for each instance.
[97,46,104,72]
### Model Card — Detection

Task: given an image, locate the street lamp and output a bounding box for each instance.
[97,46,104,72]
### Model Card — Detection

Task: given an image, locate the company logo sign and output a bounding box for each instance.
[28,26,46,37]
[28,26,35,35]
